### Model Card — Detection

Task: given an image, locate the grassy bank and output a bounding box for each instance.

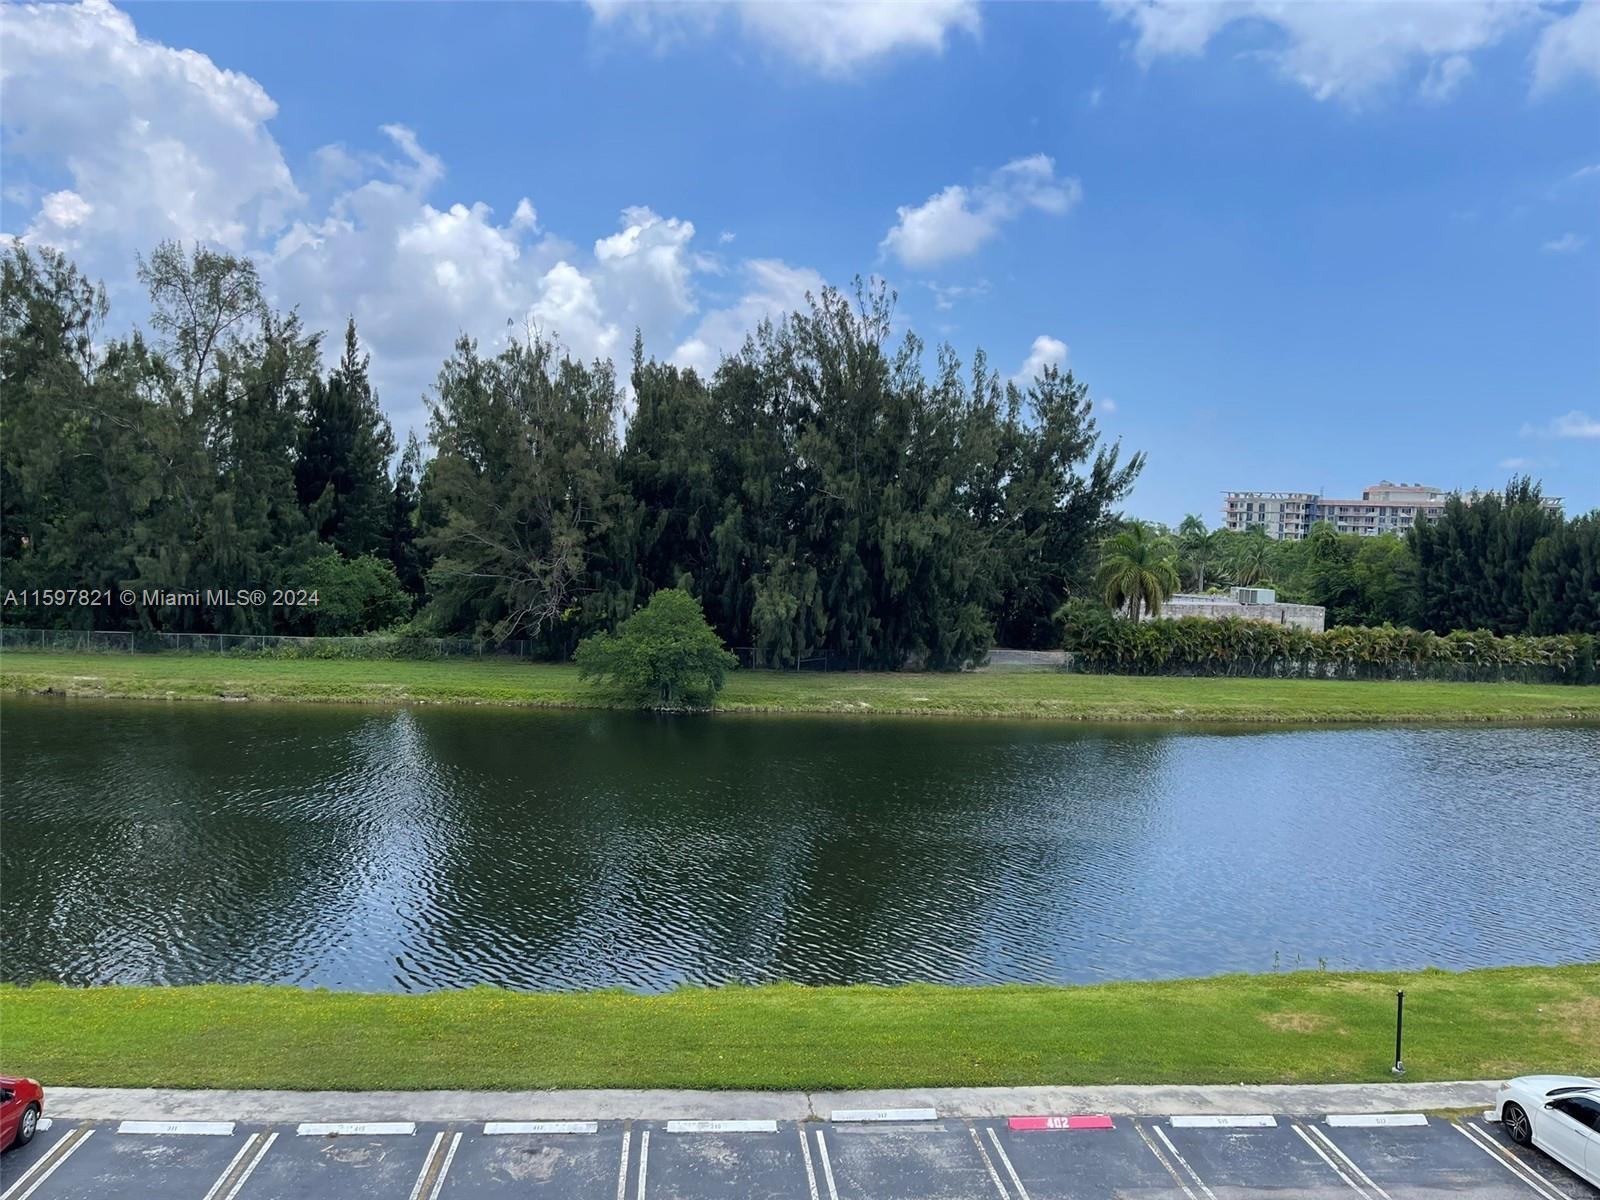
[4,650,1600,722]
[1,966,1593,1090]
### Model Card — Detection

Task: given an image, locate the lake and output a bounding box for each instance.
[2,696,1596,992]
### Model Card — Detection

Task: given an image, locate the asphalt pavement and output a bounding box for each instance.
[4,1107,1596,1199]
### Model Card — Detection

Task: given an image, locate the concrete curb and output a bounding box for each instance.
[47,1081,1501,1122]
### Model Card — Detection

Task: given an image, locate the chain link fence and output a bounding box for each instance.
[0,627,533,659]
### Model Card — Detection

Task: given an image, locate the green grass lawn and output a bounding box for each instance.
[2,965,1593,1090]
[3,650,1599,722]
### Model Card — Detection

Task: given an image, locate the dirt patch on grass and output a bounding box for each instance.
[1546,992,1600,1041]
[1261,1011,1339,1034]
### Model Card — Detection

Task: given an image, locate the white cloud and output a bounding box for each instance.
[1498,456,1535,469]
[1572,162,1600,181]
[1,2,831,438]
[673,258,825,376]
[1541,231,1589,253]
[1,0,301,266]
[1532,0,1600,93]
[530,261,620,365]
[591,206,703,341]
[881,155,1082,269]
[1420,54,1474,102]
[1104,0,1547,104]
[924,279,990,311]
[1013,334,1069,384]
[1521,410,1600,439]
[586,0,980,74]
[38,190,94,231]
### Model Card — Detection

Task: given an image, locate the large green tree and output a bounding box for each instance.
[1410,478,1563,634]
[421,332,633,651]
[295,320,396,558]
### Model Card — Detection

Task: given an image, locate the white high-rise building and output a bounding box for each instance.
[1221,481,1561,541]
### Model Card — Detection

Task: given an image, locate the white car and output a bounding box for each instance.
[1494,1074,1600,1186]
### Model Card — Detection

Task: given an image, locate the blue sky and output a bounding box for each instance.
[3,0,1597,521]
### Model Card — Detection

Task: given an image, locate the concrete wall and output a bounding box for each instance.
[1150,594,1327,633]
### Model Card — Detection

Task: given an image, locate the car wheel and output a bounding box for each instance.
[1502,1102,1532,1146]
[14,1103,40,1147]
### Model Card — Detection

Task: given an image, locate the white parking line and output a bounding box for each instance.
[1326,1113,1427,1128]
[814,1127,841,1200]
[830,1107,938,1123]
[215,1131,277,1200]
[1170,1114,1278,1128]
[615,1129,631,1200]
[985,1127,1033,1200]
[1454,1120,1574,1200]
[118,1120,236,1135]
[798,1124,821,1200]
[1,1127,94,1200]
[1289,1121,1378,1196]
[1302,1122,1394,1200]
[484,1121,599,1134]
[1132,1121,1200,1200]
[407,1130,461,1200]
[1152,1124,1220,1200]
[407,1131,447,1200]
[665,1119,778,1133]
[201,1133,268,1200]
[636,1128,650,1200]
[296,1121,416,1136]
[967,1124,1015,1199]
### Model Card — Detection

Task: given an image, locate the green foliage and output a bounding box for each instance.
[575,588,737,709]
[295,321,396,558]
[1094,522,1180,621]
[617,281,1138,666]
[1176,514,1226,592]
[1409,478,1565,634]
[288,552,412,636]
[1057,608,1597,683]
[11,239,1596,662]
[421,332,632,654]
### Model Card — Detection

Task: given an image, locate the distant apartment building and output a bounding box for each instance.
[1222,480,1562,541]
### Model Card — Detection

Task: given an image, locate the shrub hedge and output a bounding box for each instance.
[1057,603,1598,683]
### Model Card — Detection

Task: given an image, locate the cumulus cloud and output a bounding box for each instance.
[586,0,980,74]
[674,258,826,376]
[1532,0,1600,93]
[1541,231,1589,253]
[0,1,826,437]
[881,155,1082,269]
[1521,410,1600,439]
[1013,334,1069,384]
[1103,0,1549,104]
[0,0,301,268]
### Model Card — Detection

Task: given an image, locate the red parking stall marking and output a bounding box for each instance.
[1007,1115,1115,1132]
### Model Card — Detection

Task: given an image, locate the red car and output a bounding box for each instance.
[1,1077,44,1150]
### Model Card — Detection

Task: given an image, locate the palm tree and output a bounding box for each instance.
[1177,514,1226,592]
[1229,527,1274,587]
[1096,522,1180,622]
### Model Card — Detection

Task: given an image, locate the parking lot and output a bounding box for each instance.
[4,1109,1596,1199]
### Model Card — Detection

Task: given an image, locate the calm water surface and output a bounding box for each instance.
[2,696,1596,991]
